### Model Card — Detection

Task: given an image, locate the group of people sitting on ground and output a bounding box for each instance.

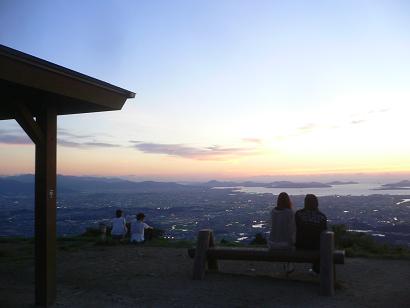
[269,192,327,274]
[111,210,153,243]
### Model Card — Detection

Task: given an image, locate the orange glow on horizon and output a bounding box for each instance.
[1,141,409,180]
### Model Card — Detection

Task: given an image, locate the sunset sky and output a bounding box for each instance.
[1,1,410,180]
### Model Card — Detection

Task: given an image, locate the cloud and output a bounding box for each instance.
[349,108,390,125]
[57,129,94,139]
[131,141,257,160]
[58,128,113,139]
[83,142,119,148]
[0,126,120,148]
[57,128,119,148]
[58,140,120,148]
[0,134,32,145]
[350,119,366,125]
[0,127,24,134]
[368,108,390,114]
[297,123,318,132]
[242,138,262,144]
[0,130,120,148]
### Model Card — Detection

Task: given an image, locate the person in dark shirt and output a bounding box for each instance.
[295,194,327,273]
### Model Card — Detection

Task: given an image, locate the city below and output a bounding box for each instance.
[1,175,409,247]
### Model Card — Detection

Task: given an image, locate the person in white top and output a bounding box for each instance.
[130,213,153,243]
[111,209,128,240]
[269,192,296,250]
[268,192,296,274]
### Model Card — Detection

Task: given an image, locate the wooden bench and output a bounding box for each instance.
[188,229,345,296]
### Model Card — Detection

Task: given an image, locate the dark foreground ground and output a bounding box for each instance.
[1,240,409,307]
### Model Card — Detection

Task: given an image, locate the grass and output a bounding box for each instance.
[332,224,410,259]
[247,226,410,259]
[144,238,194,248]
[0,238,34,262]
[1,225,410,260]
[0,237,33,244]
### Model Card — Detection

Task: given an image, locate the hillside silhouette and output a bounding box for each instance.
[0,174,198,194]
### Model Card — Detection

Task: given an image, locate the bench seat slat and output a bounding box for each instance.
[189,247,344,264]
[208,247,319,263]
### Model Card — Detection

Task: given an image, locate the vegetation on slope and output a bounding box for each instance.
[1,224,409,261]
[332,224,410,259]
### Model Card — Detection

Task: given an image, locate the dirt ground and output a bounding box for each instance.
[1,243,409,307]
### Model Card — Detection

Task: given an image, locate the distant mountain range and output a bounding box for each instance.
[0,175,364,196]
[376,180,410,190]
[0,175,196,195]
[325,181,358,185]
[0,178,36,195]
[199,180,334,188]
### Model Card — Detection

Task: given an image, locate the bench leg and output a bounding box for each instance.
[207,231,219,271]
[193,230,211,280]
[320,231,335,296]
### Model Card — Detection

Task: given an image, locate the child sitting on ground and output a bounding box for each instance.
[111,209,127,241]
[130,213,153,243]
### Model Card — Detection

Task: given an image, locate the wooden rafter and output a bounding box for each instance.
[14,102,44,145]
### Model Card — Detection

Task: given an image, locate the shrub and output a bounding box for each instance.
[331,224,410,259]
[151,228,165,239]
[81,227,101,237]
[250,232,267,245]
[219,238,241,247]
[220,238,229,244]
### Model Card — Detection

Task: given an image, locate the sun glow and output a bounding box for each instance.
[1,1,410,179]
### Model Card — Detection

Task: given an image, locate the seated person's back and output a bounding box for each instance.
[295,194,327,250]
[269,192,295,250]
[111,209,127,239]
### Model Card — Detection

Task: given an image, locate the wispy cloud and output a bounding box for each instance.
[58,140,120,148]
[0,127,24,134]
[291,107,391,138]
[350,119,366,125]
[0,134,31,145]
[242,138,263,144]
[58,129,93,139]
[367,108,390,115]
[57,128,113,139]
[57,127,119,148]
[0,129,120,148]
[297,123,318,132]
[349,108,390,125]
[131,141,257,160]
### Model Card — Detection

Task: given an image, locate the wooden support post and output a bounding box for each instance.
[320,231,335,296]
[193,229,211,280]
[207,230,219,271]
[34,105,57,306]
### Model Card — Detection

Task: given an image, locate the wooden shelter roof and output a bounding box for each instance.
[0,44,135,305]
[0,44,135,120]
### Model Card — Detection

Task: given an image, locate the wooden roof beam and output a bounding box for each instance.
[14,102,44,145]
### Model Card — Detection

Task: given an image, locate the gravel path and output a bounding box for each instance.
[1,244,409,307]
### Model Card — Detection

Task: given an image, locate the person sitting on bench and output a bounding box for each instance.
[269,192,296,273]
[295,194,327,274]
